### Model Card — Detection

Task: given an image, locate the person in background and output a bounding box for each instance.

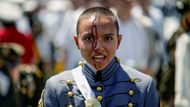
[39,7,159,107]
[0,1,43,107]
[0,42,24,107]
[174,0,190,106]
[53,0,102,71]
[131,0,169,95]
[159,0,190,106]
[110,0,160,79]
[0,1,33,64]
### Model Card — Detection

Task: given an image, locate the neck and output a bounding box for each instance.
[84,57,116,73]
[84,60,97,73]
[82,57,120,82]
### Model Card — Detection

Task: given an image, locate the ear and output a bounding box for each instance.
[116,34,122,49]
[74,35,79,49]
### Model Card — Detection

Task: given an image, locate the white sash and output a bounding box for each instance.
[72,66,101,107]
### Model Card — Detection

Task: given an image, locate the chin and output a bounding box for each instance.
[96,65,107,71]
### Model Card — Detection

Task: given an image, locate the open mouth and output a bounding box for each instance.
[93,55,105,62]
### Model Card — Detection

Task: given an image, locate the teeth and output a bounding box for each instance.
[94,55,104,61]
[94,56,104,58]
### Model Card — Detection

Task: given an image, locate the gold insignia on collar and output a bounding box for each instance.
[67,80,72,85]
[78,61,83,66]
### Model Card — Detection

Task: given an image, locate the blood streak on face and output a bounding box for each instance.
[91,16,101,70]
[91,16,98,49]
[77,14,120,71]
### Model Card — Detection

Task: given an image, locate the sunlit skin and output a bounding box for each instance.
[74,15,122,71]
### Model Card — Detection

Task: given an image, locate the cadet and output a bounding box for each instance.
[0,43,24,107]
[0,1,43,107]
[0,2,25,107]
[40,7,160,107]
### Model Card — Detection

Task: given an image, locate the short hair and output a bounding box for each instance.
[76,7,119,35]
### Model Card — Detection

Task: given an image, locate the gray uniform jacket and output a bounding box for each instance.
[43,58,160,107]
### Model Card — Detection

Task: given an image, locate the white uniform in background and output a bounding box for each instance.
[116,17,149,70]
[175,33,190,107]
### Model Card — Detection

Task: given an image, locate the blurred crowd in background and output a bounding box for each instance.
[0,0,189,107]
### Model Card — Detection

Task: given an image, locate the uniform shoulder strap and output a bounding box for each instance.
[38,89,45,107]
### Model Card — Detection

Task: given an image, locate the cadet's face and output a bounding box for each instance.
[75,15,122,71]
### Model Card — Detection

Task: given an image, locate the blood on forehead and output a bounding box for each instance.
[91,15,98,49]
[90,15,103,70]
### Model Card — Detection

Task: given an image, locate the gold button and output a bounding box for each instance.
[67,92,74,97]
[115,57,120,62]
[78,61,83,66]
[130,78,135,83]
[96,87,102,91]
[67,104,73,107]
[67,80,72,85]
[97,96,103,102]
[128,90,134,96]
[128,102,133,107]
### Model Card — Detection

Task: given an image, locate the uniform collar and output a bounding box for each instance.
[82,57,120,82]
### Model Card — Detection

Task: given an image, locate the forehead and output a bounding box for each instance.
[79,15,115,30]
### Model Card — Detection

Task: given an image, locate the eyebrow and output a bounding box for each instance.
[80,31,92,36]
[81,32,115,37]
[103,33,114,37]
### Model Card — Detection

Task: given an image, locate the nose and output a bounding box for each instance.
[94,40,104,52]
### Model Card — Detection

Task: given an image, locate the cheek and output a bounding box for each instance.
[111,41,120,49]
[106,45,117,54]
[78,42,92,50]
[78,42,92,54]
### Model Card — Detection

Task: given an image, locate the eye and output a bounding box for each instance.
[85,37,93,41]
[82,35,93,42]
[104,36,113,41]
